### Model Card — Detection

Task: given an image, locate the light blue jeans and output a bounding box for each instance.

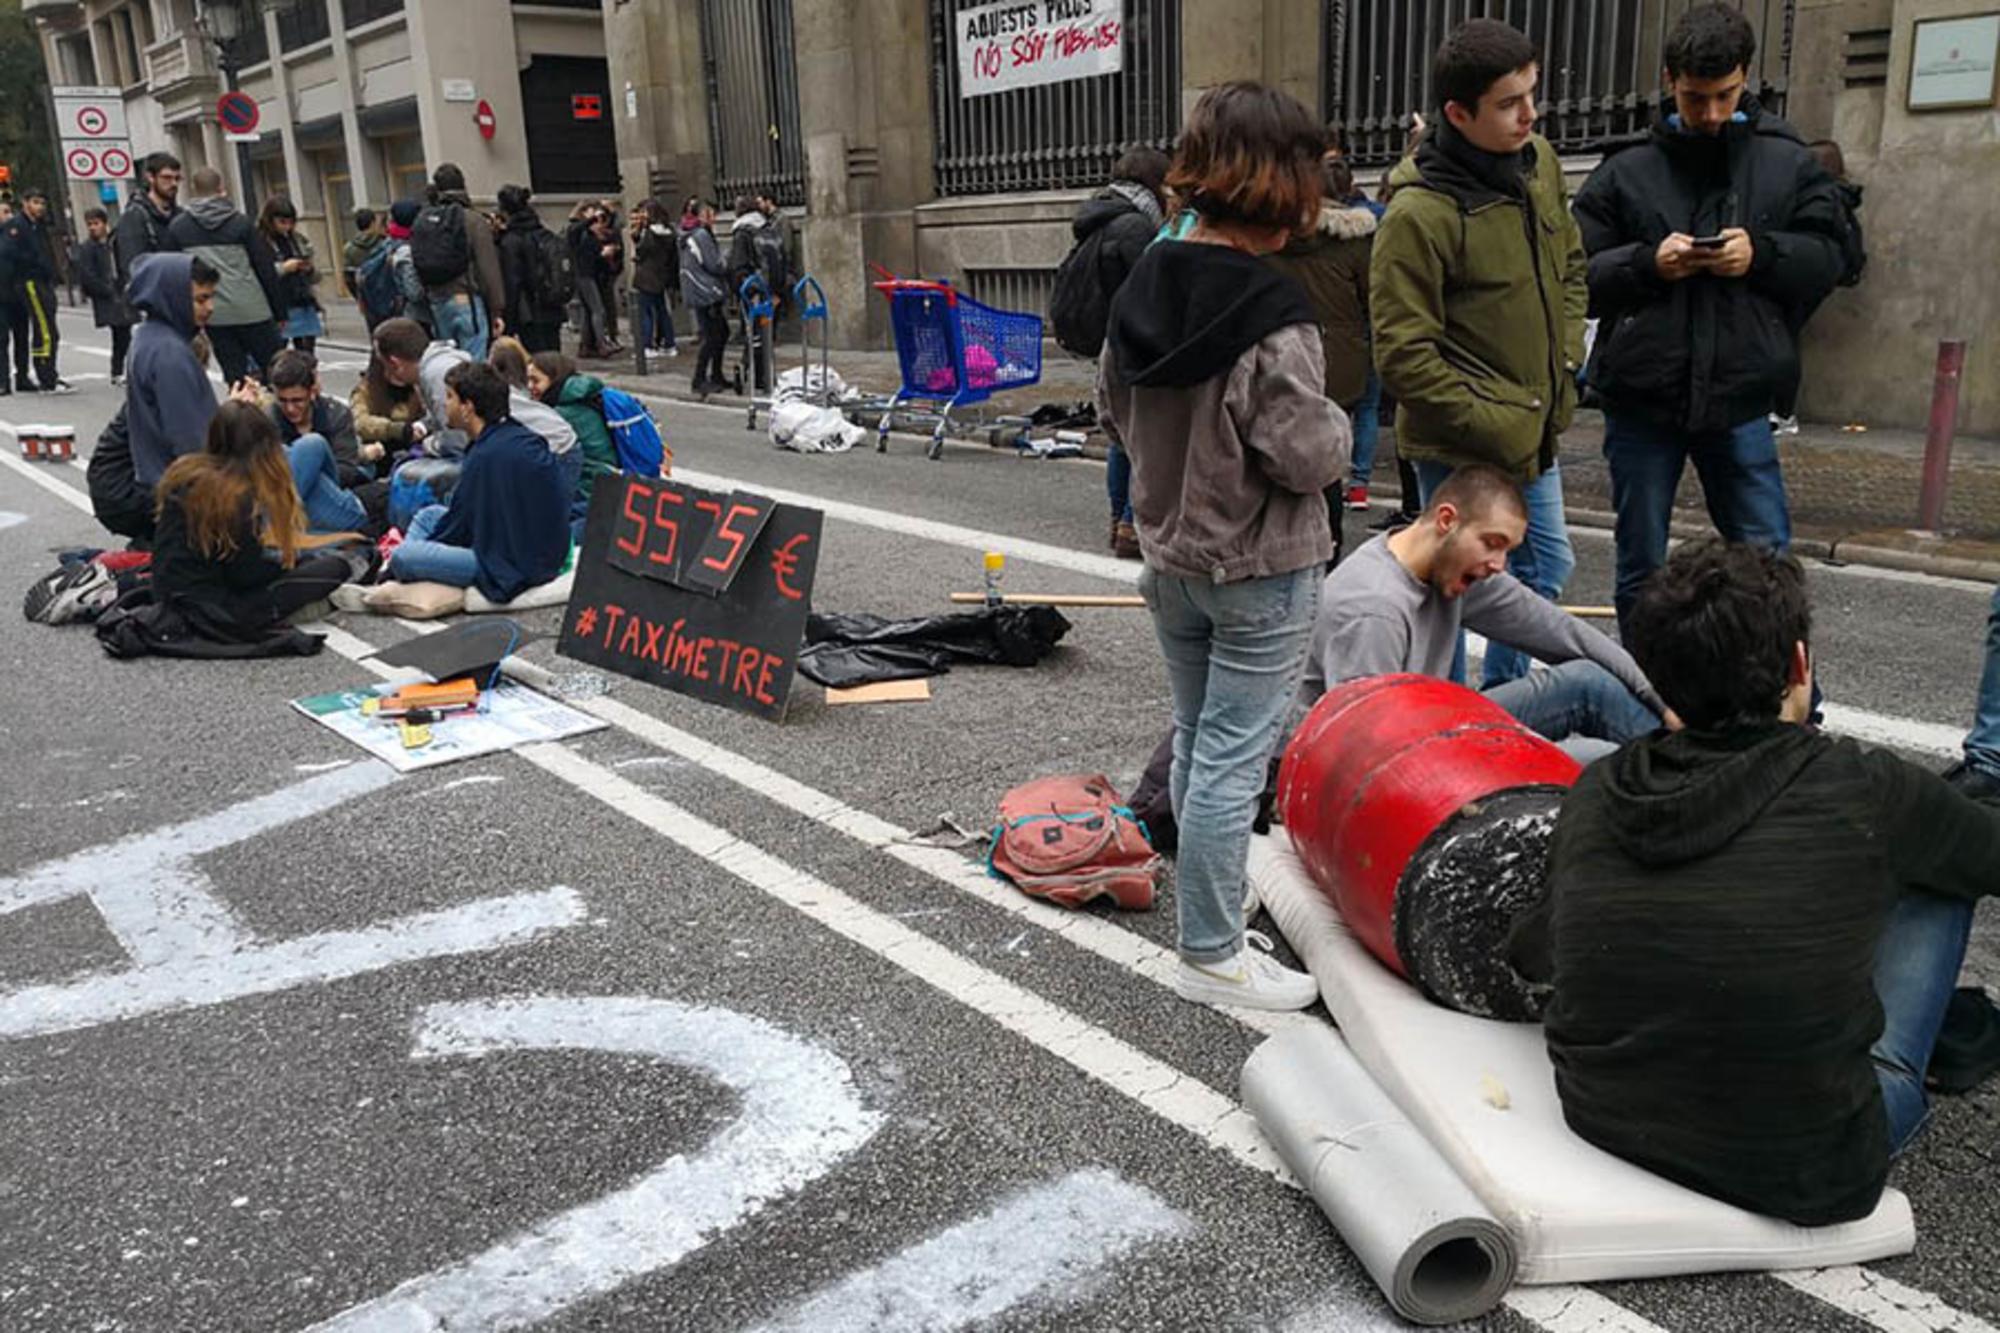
[1963,584,2000,778]
[1415,460,1576,688]
[431,292,491,361]
[1140,564,1319,964]
[286,433,366,534]
[387,503,480,587]
[1872,889,1975,1152]
[1486,660,1660,746]
[1349,371,1382,489]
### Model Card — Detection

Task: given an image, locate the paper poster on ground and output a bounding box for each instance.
[291,680,605,772]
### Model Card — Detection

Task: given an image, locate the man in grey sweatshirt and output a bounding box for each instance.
[1303,463,1669,747]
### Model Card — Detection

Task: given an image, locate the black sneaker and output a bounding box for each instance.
[1943,761,2000,805]
[22,561,117,625]
[1928,987,2000,1094]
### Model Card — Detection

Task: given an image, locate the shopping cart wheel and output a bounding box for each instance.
[926,432,946,462]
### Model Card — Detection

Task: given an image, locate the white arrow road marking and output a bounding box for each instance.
[305,995,884,1332]
[745,1168,1189,1333]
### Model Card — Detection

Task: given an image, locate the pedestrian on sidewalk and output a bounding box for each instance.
[681,201,730,395]
[258,196,324,354]
[1266,153,1376,561]
[76,207,135,384]
[1322,127,1387,514]
[0,199,16,396]
[2,190,74,393]
[113,152,181,296]
[1572,3,1848,631]
[411,163,506,359]
[342,208,388,332]
[382,200,431,335]
[1098,81,1350,1013]
[1057,146,1170,559]
[166,167,286,387]
[631,199,679,358]
[596,197,626,346]
[496,184,568,354]
[568,203,620,359]
[1371,19,1586,689]
[725,195,776,391]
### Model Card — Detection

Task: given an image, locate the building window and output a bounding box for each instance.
[380,133,428,201]
[59,33,98,86]
[115,8,144,85]
[343,0,402,28]
[278,0,333,52]
[697,0,806,207]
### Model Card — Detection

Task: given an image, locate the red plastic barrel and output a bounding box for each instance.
[1277,674,1582,980]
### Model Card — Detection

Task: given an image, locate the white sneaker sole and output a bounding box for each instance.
[1173,966,1318,1013]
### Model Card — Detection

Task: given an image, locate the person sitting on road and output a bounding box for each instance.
[1302,463,1668,753]
[111,254,222,536]
[260,348,370,536]
[383,362,569,603]
[1510,539,2000,1227]
[1097,81,1351,1013]
[151,400,359,641]
[527,350,618,535]
[367,316,575,463]
[350,339,429,471]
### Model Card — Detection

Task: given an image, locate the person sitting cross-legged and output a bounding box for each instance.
[384,360,569,604]
[1302,463,1669,751]
[1510,539,2000,1227]
[262,348,370,535]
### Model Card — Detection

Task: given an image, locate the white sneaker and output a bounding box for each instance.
[1174,932,1319,1012]
[1771,413,1799,437]
[329,583,371,613]
[1243,876,1261,918]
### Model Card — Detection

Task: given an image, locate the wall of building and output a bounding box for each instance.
[1788,0,2000,435]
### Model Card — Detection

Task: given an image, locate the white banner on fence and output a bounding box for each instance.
[955,0,1125,98]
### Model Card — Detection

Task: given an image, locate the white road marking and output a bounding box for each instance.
[0,508,24,530]
[745,1168,1188,1333]
[0,440,101,507]
[307,995,882,1333]
[1504,1287,1674,1332]
[1774,1268,2000,1333]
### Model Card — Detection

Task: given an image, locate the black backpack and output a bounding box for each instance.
[526,227,577,312]
[752,224,790,301]
[409,201,471,288]
[1831,180,1867,288]
[1050,226,1113,357]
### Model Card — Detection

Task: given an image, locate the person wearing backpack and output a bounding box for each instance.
[1054,147,1170,559]
[343,208,390,332]
[631,199,679,357]
[496,184,571,354]
[527,350,616,539]
[411,163,506,359]
[681,201,730,395]
[165,168,286,387]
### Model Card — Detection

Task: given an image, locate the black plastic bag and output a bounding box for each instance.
[798,605,1071,689]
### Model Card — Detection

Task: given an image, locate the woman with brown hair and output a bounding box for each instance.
[1097,80,1351,1013]
[257,196,323,353]
[152,400,360,641]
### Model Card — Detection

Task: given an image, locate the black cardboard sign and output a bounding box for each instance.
[559,476,822,721]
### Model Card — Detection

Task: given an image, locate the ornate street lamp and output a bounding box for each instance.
[191,0,300,212]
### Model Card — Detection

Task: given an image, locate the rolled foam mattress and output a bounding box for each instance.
[1245,833,1916,1287]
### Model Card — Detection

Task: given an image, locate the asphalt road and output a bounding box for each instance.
[4,305,2000,1333]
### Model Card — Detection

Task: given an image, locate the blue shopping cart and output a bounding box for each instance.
[871,275,1043,460]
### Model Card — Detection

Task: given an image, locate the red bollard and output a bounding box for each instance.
[1917,339,1968,533]
[1277,675,1582,1018]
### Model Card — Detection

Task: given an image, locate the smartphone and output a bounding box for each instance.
[1690,234,1729,249]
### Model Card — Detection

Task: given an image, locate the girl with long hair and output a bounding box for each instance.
[153,401,358,639]
[257,196,323,352]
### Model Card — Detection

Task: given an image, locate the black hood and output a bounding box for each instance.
[1104,242,1315,389]
[1590,723,1820,866]
[1073,193,1140,241]
[1411,120,1534,210]
[501,208,546,235]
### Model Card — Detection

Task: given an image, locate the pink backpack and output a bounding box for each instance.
[988,774,1164,910]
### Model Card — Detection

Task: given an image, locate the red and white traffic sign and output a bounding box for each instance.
[52,84,133,182]
[99,146,132,178]
[475,99,497,140]
[65,146,99,179]
[75,105,109,136]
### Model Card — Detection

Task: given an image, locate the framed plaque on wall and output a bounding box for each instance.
[1908,13,2000,111]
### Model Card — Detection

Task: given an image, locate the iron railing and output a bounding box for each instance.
[1326,0,1794,166]
[696,0,807,208]
[929,0,1181,197]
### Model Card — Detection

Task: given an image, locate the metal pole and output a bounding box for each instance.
[1917,339,1968,532]
[631,287,647,377]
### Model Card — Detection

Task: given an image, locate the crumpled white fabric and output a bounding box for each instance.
[769,398,866,453]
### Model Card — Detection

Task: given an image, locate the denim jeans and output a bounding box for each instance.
[387,503,481,587]
[1872,889,1975,1153]
[1603,412,1792,628]
[430,293,491,361]
[1140,564,1318,964]
[637,290,676,351]
[1106,441,1133,523]
[1485,660,1660,746]
[1349,371,1382,489]
[1963,585,2000,779]
[1415,461,1576,689]
[287,433,367,535]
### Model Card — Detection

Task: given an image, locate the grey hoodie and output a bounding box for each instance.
[414,341,575,459]
[165,195,282,328]
[680,221,726,308]
[125,253,219,486]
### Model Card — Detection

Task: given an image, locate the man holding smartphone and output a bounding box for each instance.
[1572,3,1847,632]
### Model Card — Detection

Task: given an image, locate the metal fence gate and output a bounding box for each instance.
[1325,0,1794,165]
[697,0,808,208]
[929,0,1182,197]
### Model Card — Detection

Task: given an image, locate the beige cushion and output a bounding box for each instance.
[363,580,466,619]
[464,567,575,614]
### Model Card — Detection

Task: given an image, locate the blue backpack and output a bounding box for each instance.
[387,457,462,531]
[355,242,402,322]
[595,385,666,476]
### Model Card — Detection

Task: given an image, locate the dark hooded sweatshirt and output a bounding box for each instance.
[424,415,571,604]
[1512,724,2000,1225]
[126,253,219,488]
[1095,242,1348,582]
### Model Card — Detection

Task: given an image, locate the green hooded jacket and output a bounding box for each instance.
[551,373,618,498]
[1370,127,1587,480]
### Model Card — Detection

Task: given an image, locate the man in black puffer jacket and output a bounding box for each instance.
[1573,3,1846,631]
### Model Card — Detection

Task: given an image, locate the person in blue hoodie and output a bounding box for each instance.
[87,253,220,542]
[385,360,568,604]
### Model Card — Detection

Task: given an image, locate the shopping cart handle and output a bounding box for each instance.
[869,278,958,306]
[738,273,776,319]
[793,275,828,320]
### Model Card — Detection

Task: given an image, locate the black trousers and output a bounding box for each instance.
[271,553,354,618]
[519,319,562,354]
[694,304,729,388]
[20,279,60,388]
[207,320,286,386]
[108,322,132,379]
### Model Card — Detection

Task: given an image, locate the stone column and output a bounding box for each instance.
[1180,0,1266,119]
[604,0,714,207]
[260,5,315,213]
[405,0,534,201]
[319,0,386,207]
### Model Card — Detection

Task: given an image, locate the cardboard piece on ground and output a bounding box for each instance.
[291,678,603,772]
[374,619,528,684]
[824,678,933,706]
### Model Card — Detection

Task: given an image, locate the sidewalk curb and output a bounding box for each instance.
[1829,543,2000,584]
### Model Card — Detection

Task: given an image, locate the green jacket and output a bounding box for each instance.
[1370,128,1587,480]
[551,373,618,498]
